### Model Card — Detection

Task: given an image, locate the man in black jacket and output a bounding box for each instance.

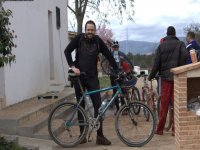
[64,20,119,145]
[148,26,187,136]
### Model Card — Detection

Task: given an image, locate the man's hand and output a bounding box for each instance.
[70,66,80,76]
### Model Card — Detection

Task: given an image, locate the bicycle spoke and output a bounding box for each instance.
[115,102,156,147]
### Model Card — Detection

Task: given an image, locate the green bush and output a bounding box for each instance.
[0,137,25,150]
[0,0,16,68]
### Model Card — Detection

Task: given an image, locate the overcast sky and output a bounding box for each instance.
[110,0,200,42]
[68,0,200,42]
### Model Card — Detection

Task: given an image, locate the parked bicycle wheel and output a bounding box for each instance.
[130,86,141,115]
[157,97,172,131]
[101,58,110,75]
[48,102,89,148]
[142,88,150,121]
[115,102,156,147]
[151,92,159,123]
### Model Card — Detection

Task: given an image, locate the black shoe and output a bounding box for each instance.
[96,135,111,145]
[80,137,87,144]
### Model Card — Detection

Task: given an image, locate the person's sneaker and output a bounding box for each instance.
[80,137,87,144]
[96,135,111,145]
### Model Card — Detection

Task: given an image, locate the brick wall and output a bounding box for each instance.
[172,62,200,150]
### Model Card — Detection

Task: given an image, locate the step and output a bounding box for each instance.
[34,118,66,140]
[17,112,49,137]
[0,88,75,135]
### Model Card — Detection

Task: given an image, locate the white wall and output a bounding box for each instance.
[3,0,69,106]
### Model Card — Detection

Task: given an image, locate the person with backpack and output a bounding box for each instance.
[64,20,119,145]
[186,31,200,64]
[110,40,134,114]
[148,26,188,136]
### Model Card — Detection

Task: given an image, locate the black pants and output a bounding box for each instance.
[74,75,103,136]
[110,76,125,111]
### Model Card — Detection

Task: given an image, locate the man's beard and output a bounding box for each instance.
[85,33,94,39]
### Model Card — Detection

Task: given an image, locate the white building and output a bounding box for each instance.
[0,0,69,108]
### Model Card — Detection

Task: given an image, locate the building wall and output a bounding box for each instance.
[3,0,69,106]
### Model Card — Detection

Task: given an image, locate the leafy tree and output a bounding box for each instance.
[68,0,134,33]
[0,0,16,67]
[184,22,200,43]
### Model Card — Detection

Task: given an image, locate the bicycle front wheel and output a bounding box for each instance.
[48,102,89,148]
[130,87,141,115]
[115,102,156,147]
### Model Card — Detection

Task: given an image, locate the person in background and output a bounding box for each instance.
[64,20,119,145]
[110,40,133,114]
[148,26,188,136]
[186,31,200,64]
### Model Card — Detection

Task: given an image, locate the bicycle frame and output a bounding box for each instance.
[76,78,123,119]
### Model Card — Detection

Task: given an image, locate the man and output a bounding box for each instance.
[186,31,200,64]
[110,40,133,113]
[148,26,187,136]
[64,20,119,145]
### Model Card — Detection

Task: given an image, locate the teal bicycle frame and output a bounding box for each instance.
[76,78,123,118]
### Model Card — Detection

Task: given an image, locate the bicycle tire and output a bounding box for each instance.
[130,87,141,115]
[101,58,110,75]
[142,89,150,121]
[48,102,89,148]
[151,92,159,123]
[157,98,172,131]
[115,102,156,147]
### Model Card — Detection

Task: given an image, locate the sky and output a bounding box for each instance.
[68,0,200,42]
[110,0,200,42]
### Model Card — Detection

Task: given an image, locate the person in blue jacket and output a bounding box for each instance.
[186,31,200,64]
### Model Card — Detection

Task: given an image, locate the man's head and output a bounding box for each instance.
[85,20,96,39]
[186,31,195,43]
[112,40,119,51]
[167,26,176,36]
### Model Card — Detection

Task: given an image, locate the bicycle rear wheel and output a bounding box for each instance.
[115,102,156,147]
[48,102,89,148]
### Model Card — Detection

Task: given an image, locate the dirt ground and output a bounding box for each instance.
[18,78,175,150]
[52,109,175,150]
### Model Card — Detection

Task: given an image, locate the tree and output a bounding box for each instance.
[0,0,16,67]
[96,23,113,43]
[184,22,200,43]
[68,0,134,33]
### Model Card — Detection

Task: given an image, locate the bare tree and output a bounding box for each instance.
[184,22,200,43]
[68,0,134,33]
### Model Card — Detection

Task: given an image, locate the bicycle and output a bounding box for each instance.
[101,57,141,111]
[48,71,156,148]
[140,71,158,121]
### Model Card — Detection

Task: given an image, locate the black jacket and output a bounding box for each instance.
[64,33,119,76]
[148,36,188,81]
